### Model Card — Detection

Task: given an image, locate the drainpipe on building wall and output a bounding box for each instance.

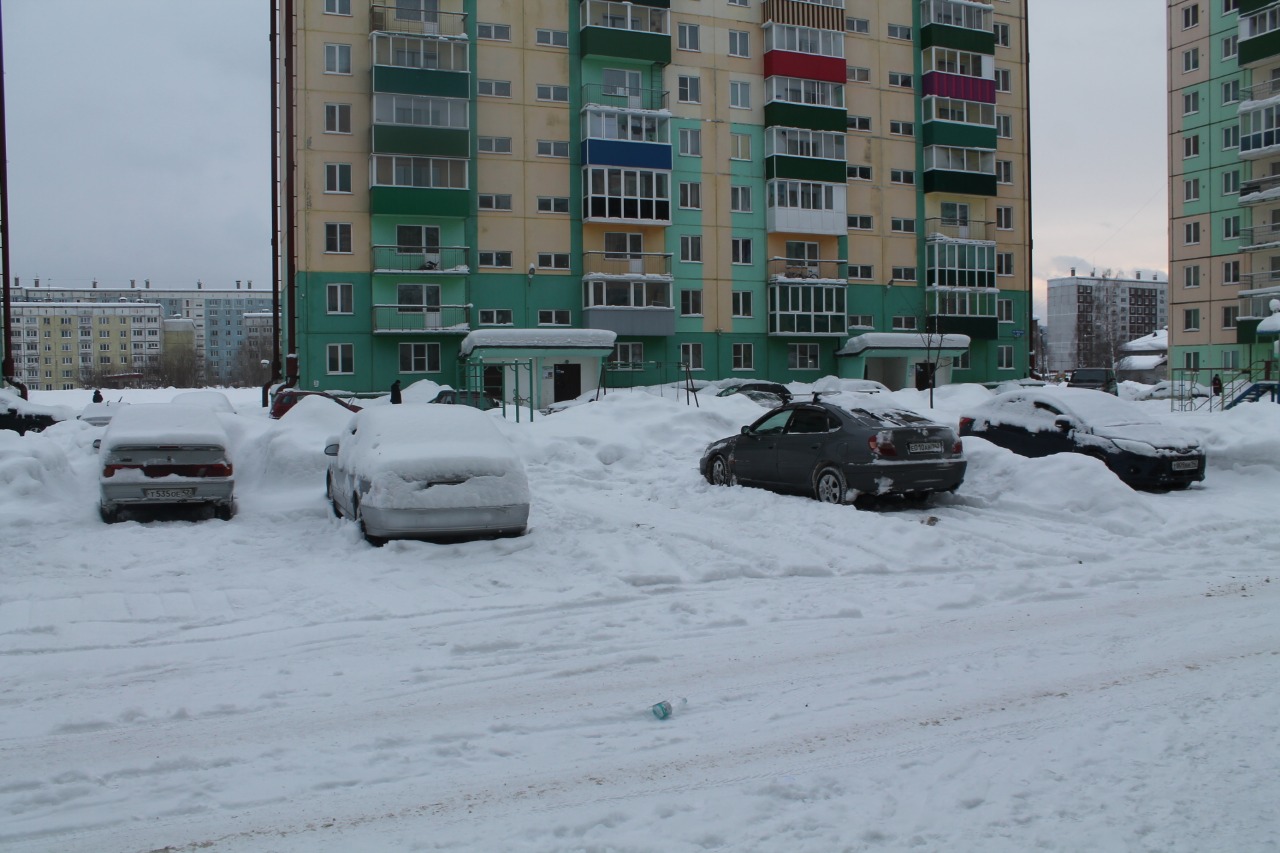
[1022,2,1035,376]
[281,0,299,391]
[263,0,284,407]
[0,6,28,400]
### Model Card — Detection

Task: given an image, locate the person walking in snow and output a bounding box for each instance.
[390,380,402,404]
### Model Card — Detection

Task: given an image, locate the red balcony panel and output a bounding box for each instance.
[922,72,996,104]
[763,50,847,85]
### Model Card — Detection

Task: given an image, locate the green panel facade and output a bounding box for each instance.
[369,186,470,217]
[919,25,996,54]
[763,102,848,132]
[765,155,848,183]
[373,126,470,157]
[921,121,997,151]
[927,315,1000,339]
[373,66,470,99]
[580,28,671,64]
[922,169,998,196]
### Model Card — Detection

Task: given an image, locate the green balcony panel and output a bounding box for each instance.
[373,66,469,99]
[373,125,469,157]
[922,122,997,151]
[369,186,470,217]
[1240,0,1275,14]
[927,315,999,339]
[1240,30,1280,66]
[1235,317,1261,344]
[920,25,995,55]
[923,170,998,197]
[764,102,848,132]
[580,28,671,65]
[765,155,848,184]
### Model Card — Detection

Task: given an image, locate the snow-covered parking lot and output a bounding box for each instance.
[1,382,1277,852]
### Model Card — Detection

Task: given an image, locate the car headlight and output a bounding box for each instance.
[1110,438,1159,457]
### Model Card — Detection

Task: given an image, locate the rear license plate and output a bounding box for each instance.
[1171,460,1199,471]
[909,441,943,454]
[144,488,196,499]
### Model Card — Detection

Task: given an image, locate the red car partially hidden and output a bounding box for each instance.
[269,388,362,420]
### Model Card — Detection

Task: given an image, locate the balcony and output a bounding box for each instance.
[1241,79,1280,101]
[926,285,1000,338]
[580,0,671,65]
[582,83,668,112]
[924,218,994,241]
[582,251,673,279]
[766,257,848,283]
[767,281,848,337]
[1241,269,1280,286]
[371,304,471,334]
[1241,222,1280,249]
[1239,173,1280,202]
[582,277,675,336]
[371,5,467,37]
[372,245,470,274]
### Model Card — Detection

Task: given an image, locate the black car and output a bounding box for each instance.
[958,388,1205,490]
[430,389,501,411]
[715,381,793,407]
[1066,368,1117,395]
[700,397,966,504]
[1,391,66,435]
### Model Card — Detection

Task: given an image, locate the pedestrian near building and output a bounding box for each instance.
[390,380,402,404]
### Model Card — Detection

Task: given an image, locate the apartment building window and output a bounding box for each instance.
[1223,305,1240,329]
[1223,170,1240,195]
[732,343,754,370]
[891,217,916,233]
[996,252,1014,276]
[680,290,703,316]
[994,21,1010,46]
[891,266,917,282]
[1184,351,1201,370]
[847,115,872,132]
[678,75,702,103]
[847,315,873,330]
[325,163,352,194]
[679,182,702,209]
[1223,79,1240,104]
[1184,308,1201,331]
[729,0,749,5]
[998,345,1014,370]
[1183,4,1199,28]
[610,343,644,369]
[848,214,873,230]
[848,165,872,181]
[996,160,1013,184]
[732,291,753,318]
[537,140,570,157]
[1184,264,1201,288]
[327,343,354,374]
[325,223,352,254]
[479,251,513,267]
[324,103,351,134]
[537,196,570,214]
[729,30,750,57]
[478,136,513,154]
[678,22,700,51]
[998,299,1014,322]
[730,185,752,212]
[478,194,513,211]
[536,28,569,47]
[889,72,913,89]
[1224,0,1239,12]
[849,265,874,280]
[846,17,870,34]
[1224,215,1241,239]
[325,0,351,14]
[681,343,704,371]
[477,22,511,40]
[887,23,911,40]
[995,68,1011,93]
[892,315,917,331]
[890,120,914,136]
[770,183,833,215]
[789,343,820,370]
[731,133,751,160]
[538,309,572,325]
[731,237,753,264]
[1224,259,1241,284]
[847,66,871,83]
[324,43,351,74]
[680,235,703,262]
[478,309,514,325]
[399,342,440,373]
[1182,47,1199,72]
[536,84,570,102]
[1183,91,1200,115]
[1184,178,1200,202]
[996,114,1012,138]
[1223,125,1239,149]
[478,79,513,97]
[326,283,353,314]
[996,206,1013,230]
[1183,135,1200,158]
[730,80,751,109]
[538,253,571,270]
[1223,34,1238,60]
[679,128,702,156]
[891,169,915,185]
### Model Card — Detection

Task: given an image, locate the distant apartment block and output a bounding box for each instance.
[1045,272,1168,372]
[8,301,165,391]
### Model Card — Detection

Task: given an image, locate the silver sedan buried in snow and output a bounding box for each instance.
[700,396,967,504]
[325,404,530,545]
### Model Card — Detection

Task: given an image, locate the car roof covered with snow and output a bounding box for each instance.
[335,404,522,480]
[100,403,230,451]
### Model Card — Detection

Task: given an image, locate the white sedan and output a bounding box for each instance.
[324,405,530,544]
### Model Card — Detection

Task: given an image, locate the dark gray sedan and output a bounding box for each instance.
[700,398,966,504]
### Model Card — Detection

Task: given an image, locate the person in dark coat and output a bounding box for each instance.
[390,380,402,404]
[1212,374,1223,397]
[92,389,104,403]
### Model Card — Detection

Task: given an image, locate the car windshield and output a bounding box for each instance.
[1041,390,1156,428]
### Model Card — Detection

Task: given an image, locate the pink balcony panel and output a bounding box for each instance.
[922,72,996,104]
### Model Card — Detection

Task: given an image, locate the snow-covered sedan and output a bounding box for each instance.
[959,387,1206,490]
[700,396,966,504]
[324,405,530,544]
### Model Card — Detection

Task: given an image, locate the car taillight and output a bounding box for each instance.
[868,431,898,458]
[958,417,974,432]
[953,439,964,455]
[203,463,233,478]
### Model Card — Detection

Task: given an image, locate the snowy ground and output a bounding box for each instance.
[1,381,1277,852]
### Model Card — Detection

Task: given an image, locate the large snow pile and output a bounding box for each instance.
[1,382,1277,852]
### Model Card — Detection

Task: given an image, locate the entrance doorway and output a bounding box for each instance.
[553,363,582,402]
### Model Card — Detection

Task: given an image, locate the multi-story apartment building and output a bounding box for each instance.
[1045,272,1169,372]
[11,280,274,385]
[1168,0,1280,375]
[290,0,1030,403]
[8,301,165,391]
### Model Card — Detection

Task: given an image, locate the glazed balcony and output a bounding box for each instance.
[370,5,467,37]
[371,303,471,334]
[372,245,470,274]
[767,281,848,336]
[580,0,671,65]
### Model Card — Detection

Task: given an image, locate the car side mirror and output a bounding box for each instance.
[324,443,339,456]
[740,425,753,435]
[1054,416,1074,434]
[92,438,101,450]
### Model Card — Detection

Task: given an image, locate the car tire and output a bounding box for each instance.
[100,504,120,524]
[353,494,386,547]
[706,454,733,486]
[214,503,235,522]
[814,467,848,504]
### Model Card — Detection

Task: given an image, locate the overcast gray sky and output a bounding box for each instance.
[4,0,1168,315]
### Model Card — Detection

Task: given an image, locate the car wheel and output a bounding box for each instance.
[902,491,931,505]
[100,504,120,524]
[814,467,848,504]
[353,494,385,547]
[706,454,732,486]
[327,473,343,518]
[214,503,235,521]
